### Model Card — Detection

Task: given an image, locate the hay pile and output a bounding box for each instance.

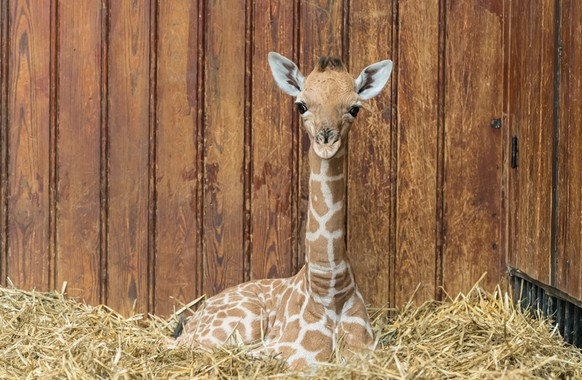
[0,282,580,379]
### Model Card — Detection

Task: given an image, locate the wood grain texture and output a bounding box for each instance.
[6,0,51,290]
[203,0,247,296]
[250,1,295,280]
[107,0,150,315]
[394,0,439,306]
[298,0,344,270]
[506,0,555,284]
[3,0,582,311]
[155,0,201,315]
[347,0,393,308]
[556,0,582,300]
[56,1,103,304]
[443,1,503,295]
[0,0,8,286]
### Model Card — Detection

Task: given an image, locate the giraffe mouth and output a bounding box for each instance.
[313,139,341,159]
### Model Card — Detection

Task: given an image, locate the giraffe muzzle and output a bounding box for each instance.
[313,138,341,159]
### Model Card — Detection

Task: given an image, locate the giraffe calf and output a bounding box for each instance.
[171,52,393,369]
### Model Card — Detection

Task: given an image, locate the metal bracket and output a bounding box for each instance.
[511,136,519,169]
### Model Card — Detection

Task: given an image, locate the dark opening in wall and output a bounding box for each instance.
[510,268,582,348]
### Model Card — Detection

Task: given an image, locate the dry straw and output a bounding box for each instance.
[0,280,581,379]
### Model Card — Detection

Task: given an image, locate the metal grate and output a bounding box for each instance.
[510,269,582,348]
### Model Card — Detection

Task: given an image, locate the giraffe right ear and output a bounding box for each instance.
[355,60,393,100]
[268,52,305,97]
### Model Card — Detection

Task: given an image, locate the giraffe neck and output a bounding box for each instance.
[304,146,354,304]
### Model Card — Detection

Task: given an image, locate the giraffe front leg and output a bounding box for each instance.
[337,292,375,357]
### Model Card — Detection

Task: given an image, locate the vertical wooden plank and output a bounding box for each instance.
[299,0,344,271]
[0,0,8,286]
[147,0,158,315]
[250,2,295,280]
[56,1,103,304]
[156,0,201,314]
[243,0,252,283]
[500,0,512,292]
[443,1,503,295]
[107,0,150,315]
[6,0,51,290]
[556,0,582,300]
[347,0,393,307]
[394,0,439,306]
[507,0,555,284]
[203,0,246,296]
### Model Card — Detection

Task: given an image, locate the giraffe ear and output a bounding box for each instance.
[355,60,393,100]
[268,52,305,97]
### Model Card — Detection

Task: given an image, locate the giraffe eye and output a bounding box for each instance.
[296,102,308,115]
[349,106,361,117]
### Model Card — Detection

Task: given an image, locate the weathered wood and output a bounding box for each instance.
[347,0,394,308]
[0,0,8,286]
[155,0,201,315]
[203,0,247,296]
[443,0,503,295]
[56,1,103,304]
[6,0,51,290]
[394,0,439,305]
[250,1,295,280]
[298,0,344,271]
[556,0,582,300]
[147,0,158,314]
[107,0,151,315]
[506,0,555,284]
[3,0,582,312]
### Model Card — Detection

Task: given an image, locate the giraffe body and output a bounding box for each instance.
[173,53,392,368]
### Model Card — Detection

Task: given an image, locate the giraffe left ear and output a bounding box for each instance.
[355,60,393,100]
[268,52,305,97]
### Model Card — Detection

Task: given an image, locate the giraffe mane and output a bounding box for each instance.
[316,56,346,72]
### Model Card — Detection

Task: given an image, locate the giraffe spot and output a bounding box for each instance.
[328,180,345,204]
[212,328,227,342]
[274,344,297,362]
[303,301,324,324]
[302,329,332,352]
[198,327,211,338]
[286,298,302,317]
[267,324,280,340]
[326,157,345,177]
[228,293,244,302]
[307,235,328,256]
[250,319,263,336]
[332,237,346,257]
[229,308,247,319]
[325,208,345,232]
[309,181,329,216]
[307,209,321,234]
[290,357,308,369]
[282,320,301,342]
[234,323,247,340]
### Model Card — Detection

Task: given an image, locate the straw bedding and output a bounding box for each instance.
[1,282,581,379]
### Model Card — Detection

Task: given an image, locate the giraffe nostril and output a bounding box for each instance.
[317,128,336,145]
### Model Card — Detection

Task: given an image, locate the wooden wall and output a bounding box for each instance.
[506,0,582,301]
[0,0,580,316]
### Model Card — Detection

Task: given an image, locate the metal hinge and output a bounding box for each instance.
[511,136,519,169]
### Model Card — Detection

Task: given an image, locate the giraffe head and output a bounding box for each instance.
[268,52,393,159]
